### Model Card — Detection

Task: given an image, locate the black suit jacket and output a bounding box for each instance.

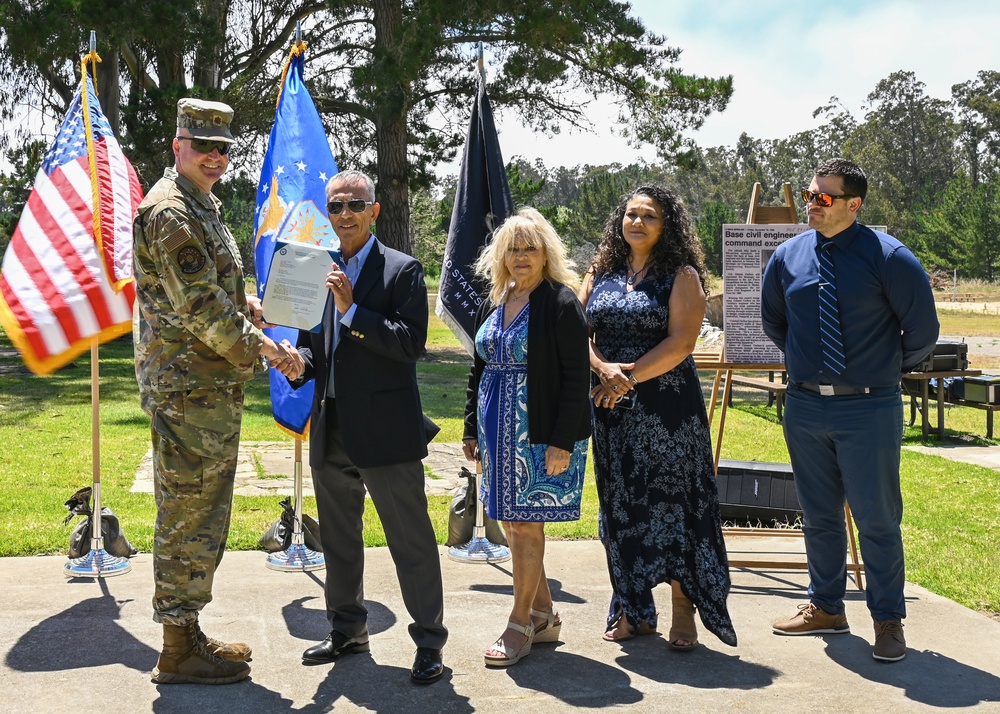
[294,238,432,470]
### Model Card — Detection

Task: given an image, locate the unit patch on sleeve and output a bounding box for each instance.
[176,245,207,274]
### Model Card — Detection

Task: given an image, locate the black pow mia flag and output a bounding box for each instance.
[436,78,514,356]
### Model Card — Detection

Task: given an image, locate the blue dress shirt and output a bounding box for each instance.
[761,222,938,388]
[326,234,375,397]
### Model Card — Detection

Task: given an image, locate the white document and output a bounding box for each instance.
[261,240,340,332]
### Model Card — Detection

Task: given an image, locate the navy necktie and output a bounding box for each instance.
[818,242,845,376]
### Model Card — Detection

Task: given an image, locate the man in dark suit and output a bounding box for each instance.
[287,169,447,684]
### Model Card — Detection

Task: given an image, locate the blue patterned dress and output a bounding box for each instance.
[476,303,588,522]
[586,269,737,646]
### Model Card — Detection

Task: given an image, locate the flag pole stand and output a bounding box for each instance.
[266,438,324,571]
[65,340,131,578]
[448,461,510,564]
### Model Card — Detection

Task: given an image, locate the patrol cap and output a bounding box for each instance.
[176,98,235,143]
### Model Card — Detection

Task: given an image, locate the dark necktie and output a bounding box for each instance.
[818,242,845,375]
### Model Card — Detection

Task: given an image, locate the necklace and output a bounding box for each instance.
[626,260,649,286]
[507,280,537,302]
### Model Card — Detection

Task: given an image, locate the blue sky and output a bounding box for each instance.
[488,0,1000,169]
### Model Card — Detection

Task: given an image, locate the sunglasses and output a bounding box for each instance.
[801,189,857,207]
[327,199,374,215]
[176,137,231,156]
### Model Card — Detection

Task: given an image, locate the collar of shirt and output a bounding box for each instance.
[815,221,859,254]
[342,234,375,284]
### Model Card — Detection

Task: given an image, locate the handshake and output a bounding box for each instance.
[262,338,304,380]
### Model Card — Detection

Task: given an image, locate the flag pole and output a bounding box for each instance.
[64,33,131,578]
[447,41,510,565]
[63,340,132,578]
[265,436,323,571]
[264,22,324,572]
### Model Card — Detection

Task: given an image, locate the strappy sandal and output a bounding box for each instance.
[530,608,562,644]
[484,621,535,667]
[669,596,699,651]
[602,614,657,642]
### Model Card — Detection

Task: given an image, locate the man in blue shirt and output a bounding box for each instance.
[761,158,938,663]
[286,170,447,684]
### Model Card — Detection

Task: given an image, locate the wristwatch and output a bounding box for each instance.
[624,369,638,386]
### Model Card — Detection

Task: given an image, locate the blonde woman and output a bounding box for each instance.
[463,208,591,667]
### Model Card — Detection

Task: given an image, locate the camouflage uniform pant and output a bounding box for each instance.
[142,385,244,625]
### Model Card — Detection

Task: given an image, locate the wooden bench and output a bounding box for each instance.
[727,374,787,421]
[945,398,1000,439]
[902,378,1000,439]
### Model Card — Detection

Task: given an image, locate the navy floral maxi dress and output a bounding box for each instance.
[586,268,737,646]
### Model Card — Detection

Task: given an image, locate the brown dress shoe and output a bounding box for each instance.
[873,620,906,662]
[773,603,850,635]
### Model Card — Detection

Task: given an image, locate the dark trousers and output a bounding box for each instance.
[313,406,448,649]
[783,384,906,622]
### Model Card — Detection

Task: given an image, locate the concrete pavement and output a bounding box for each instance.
[2,538,999,713]
[10,436,1000,713]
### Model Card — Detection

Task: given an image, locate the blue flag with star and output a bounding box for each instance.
[254,50,339,437]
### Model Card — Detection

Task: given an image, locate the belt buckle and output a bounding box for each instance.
[819,384,835,396]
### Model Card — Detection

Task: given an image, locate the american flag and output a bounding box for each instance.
[0,70,141,375]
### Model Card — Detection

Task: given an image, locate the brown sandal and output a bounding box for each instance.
[669,596,698,651]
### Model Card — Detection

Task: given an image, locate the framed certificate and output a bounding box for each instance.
[261,240,340,332]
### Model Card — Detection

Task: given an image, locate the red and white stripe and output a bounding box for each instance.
[0,138,139,374]
[95,136,142,285]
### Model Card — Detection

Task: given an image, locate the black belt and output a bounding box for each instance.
[796,382,871,396]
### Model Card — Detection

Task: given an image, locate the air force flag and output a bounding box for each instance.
[254,49,339,436]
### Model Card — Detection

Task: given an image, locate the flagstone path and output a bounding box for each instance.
[132,440,470,498]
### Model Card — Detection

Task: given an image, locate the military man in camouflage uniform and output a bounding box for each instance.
[133,98,301,685]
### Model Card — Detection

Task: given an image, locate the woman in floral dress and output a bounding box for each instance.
[464,208,591,666]
[581,185,737,651]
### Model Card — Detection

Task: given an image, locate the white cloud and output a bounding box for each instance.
[483,0,1000,172]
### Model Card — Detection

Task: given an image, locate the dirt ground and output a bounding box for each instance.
[936,299,1000,368]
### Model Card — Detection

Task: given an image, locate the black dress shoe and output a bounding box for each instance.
[410,647,444,684]
[302,631,370,664]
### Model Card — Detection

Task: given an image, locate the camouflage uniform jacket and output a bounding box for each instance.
[133,167,263,393]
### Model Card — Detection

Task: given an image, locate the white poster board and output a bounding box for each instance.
[262,241,340,332]
[722,224,809,363]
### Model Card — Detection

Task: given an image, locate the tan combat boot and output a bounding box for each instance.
[194,620,252,662]
[152,623,250,684]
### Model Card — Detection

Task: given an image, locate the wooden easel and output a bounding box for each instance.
[747,182,797,224]
[707,182,865,589]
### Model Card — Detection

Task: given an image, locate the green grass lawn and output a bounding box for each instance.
[1,317,998,617]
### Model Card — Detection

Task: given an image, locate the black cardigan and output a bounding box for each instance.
[463,279,592,451]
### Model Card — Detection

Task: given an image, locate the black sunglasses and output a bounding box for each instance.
[177,137,231,156]
[327,199,374,215]
[801,189,857,208]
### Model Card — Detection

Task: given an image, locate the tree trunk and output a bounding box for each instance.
[193,0,228,89]
[95,47,121,139]
[372,0,411,255]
